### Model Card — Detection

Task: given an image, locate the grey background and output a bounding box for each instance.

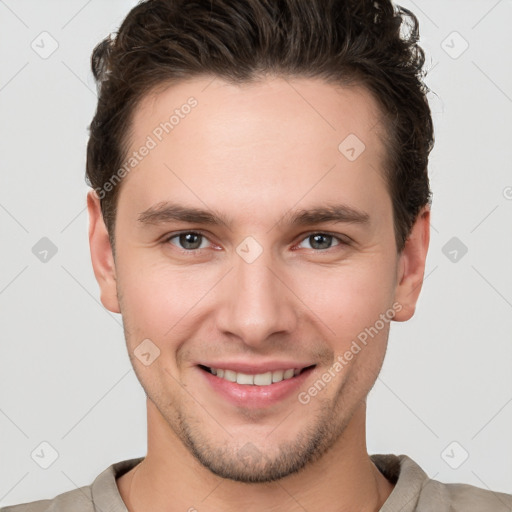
[1,0,511,507]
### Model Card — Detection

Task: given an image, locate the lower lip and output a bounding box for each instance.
[199,366,315,408]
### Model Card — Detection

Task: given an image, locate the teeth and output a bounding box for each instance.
[272,369,284,382]
[209,367,302,386]
[284,369,295,379]
[224,369,237,383]
[254,372,272,385]
[237,372,254,385]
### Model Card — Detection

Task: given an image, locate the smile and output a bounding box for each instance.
[199,365,314,386]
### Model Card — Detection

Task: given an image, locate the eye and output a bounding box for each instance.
[296,233,346,251]
[163,231,349,253]
[165,231,211,251]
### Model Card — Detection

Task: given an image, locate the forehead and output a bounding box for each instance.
[118,75,390,228]
[131,75,386,153]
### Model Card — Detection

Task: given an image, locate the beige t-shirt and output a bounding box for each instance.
[2,454,511,511]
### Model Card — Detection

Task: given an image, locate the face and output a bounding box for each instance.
[88,76,429,483]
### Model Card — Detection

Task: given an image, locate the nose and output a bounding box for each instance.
[215,244,298,349]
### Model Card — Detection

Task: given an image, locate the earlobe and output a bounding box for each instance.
[87,190,121,314]
[393,206,430,322]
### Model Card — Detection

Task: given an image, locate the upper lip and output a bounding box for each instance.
[198,361,316,374]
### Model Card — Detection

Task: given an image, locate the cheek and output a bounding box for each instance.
[116,241,397,345]
[291,257,396,332]
[117,256,219,339]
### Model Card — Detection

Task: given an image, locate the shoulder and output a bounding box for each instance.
[371,453,512,512]
[0,485,93,512]
[0,457,144,512]
[418,478,512,511]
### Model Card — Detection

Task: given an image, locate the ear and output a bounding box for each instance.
[393,205,430,322]
[87,190,120,314]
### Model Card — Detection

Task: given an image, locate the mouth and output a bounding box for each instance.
[197,363,317,408]
[198,364,316,386]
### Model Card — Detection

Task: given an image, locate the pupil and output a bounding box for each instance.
[178,234,332,250]
[181,233,200,249]
[311,234,331,250]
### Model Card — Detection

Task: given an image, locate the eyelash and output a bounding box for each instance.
[163,230,351,253]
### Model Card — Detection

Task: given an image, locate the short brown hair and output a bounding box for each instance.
[86,0,434,255]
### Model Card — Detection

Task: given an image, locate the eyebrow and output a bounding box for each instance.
[137,201,370,228]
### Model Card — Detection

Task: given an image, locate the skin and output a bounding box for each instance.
[87,75,430,511]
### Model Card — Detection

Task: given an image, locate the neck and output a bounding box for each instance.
[117,399,395,512]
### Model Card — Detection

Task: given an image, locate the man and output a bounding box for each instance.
[3,0,511,511]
